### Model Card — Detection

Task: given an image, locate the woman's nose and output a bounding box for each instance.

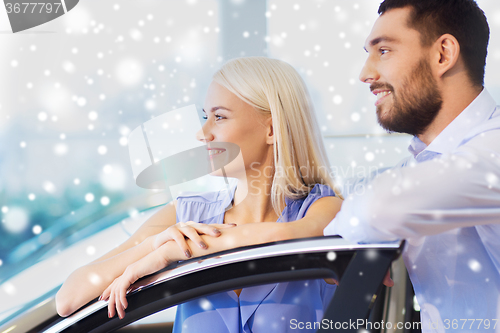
[196,122,214,143]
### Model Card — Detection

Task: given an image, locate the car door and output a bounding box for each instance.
[15,236,413,333]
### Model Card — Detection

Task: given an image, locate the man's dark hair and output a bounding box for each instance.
[378,0,490,87]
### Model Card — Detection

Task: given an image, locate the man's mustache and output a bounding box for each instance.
[370,82,394,93]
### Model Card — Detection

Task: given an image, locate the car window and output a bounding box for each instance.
[0,203,161,327]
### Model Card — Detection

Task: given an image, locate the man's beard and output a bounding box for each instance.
[371,58,443,136]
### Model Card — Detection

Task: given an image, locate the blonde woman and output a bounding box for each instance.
[56,57,343,332]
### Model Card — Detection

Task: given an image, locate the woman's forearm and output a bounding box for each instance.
[165,222,285,258]
[56,236,156,317]
[56,223,264,318]
[171,207,340,260]
[62,208,338,318]
[105,220,336,319]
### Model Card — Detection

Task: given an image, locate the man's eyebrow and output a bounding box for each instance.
[364,36,399,52]
[202,106,232,113]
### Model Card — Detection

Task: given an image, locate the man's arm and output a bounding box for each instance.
[325,131,500,243]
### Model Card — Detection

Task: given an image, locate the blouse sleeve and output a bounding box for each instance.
[292,183,337,221]
[175,191,225,224]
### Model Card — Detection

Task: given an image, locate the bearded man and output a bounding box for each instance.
[325,0,500,331]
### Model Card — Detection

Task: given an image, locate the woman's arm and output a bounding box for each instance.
[56,201,231,317]
[104,195,343,318]
[277,196,343,240]
[55,202,179,317]
[91,201,179,264]
[180,196,343,250]
[56,236,157,317]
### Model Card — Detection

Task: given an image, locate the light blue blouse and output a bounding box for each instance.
[173,182,337,333]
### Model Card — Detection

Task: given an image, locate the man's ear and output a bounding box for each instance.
[433,33,460,78]
[266,116,274,145]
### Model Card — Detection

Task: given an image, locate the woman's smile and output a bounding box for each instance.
[207,147,226,159]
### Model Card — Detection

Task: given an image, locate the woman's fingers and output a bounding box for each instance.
[116,289,125,319]
[184,222,235,237]
[119,281,128,312]
[154,222,238,254]
[174,223,238,252]
[105,277,129,319]
[180,226,208,250]
[170,229,192,258]
[108,287,116,318]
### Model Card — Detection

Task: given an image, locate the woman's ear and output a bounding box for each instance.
[433,33,460,78]
[266,116,274,145]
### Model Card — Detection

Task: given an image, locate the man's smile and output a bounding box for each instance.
[372,89,392,106]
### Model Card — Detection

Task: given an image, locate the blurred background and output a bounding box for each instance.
[1,0,500,317]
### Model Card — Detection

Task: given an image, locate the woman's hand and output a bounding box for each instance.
[100,239,183,320]
[153,222,236,258]
[101,266,138,320]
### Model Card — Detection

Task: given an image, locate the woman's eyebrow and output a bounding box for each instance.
[202,106,232,113]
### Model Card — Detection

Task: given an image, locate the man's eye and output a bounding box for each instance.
[380,49,389,55]
[202,115,208,120]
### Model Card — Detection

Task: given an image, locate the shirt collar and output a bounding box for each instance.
[408,88,497,159]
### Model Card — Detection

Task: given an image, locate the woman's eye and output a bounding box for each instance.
[380,49,389,55]
[202,114,225,121]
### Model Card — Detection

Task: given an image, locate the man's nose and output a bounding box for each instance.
[359,57,379,84]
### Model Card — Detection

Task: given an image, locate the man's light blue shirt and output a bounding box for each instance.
[325,88,500,331]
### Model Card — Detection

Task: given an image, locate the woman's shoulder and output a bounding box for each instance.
[286,183,336,205]
[308,183,336,197]
[281,183,337,221]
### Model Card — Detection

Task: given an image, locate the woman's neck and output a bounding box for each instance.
[229,173,278,224]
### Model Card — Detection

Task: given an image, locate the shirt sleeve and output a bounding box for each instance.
[324,130,500,243]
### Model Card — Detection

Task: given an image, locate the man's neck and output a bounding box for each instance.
[417,84,483,146]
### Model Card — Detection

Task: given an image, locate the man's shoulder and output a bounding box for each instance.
[460,108,500,151]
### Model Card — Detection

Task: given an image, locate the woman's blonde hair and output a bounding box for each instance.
[213,57,342,217]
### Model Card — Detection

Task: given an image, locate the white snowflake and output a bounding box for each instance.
[32,225,42,235]
[97,145,107,155]
[85,193,95,202]
[100,197,110,206]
